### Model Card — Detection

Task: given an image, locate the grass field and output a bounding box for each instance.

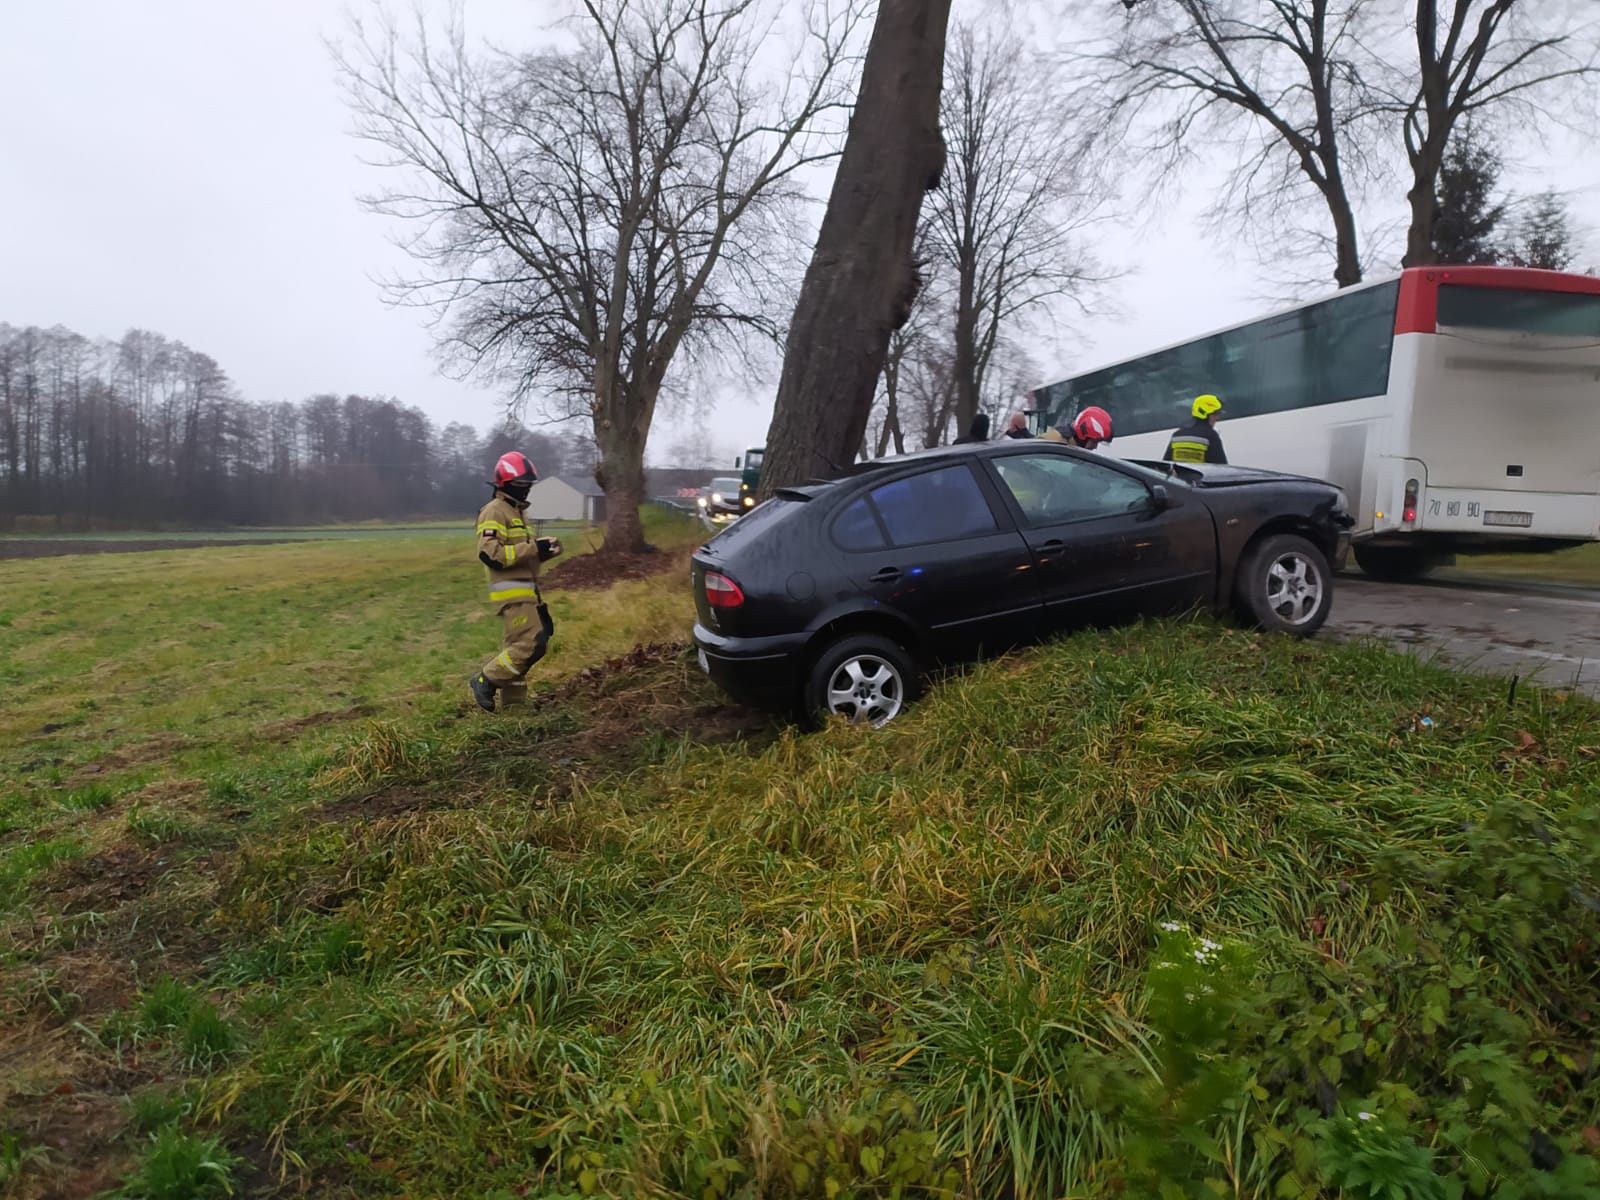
[1444,543,1600,588]
[2,517,1598,1199]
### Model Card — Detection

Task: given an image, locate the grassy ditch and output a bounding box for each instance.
[196,627,1599,1200]
[2,524,1598,1198]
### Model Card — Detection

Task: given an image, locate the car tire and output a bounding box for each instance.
[1235,533,1333,636]
[802,634,920,729]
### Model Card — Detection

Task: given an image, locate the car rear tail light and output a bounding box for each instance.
[704,571,745,608]
[1403,478,1419,525]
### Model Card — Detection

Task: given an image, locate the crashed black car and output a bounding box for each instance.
[691,441,1354,726]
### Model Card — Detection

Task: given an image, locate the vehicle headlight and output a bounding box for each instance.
[697,496,706,507]
[742,496,753,507]
[712,492,724,504]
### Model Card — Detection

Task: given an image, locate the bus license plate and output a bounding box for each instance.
[698,648,710,674]
[1483,510,1533,527]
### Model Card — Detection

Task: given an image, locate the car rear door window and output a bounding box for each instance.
[832,496,887,550]
[994,454,1151,525]
[868,464,998,546]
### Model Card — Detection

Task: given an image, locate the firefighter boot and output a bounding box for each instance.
[469,673,497,712]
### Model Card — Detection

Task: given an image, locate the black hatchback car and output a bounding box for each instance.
[691,442,1353,726]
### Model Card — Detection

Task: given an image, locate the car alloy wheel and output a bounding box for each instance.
[1264,548,1324,627]
[824,653,904,726]
[804,633,920,729]
[1236,532,1332,636]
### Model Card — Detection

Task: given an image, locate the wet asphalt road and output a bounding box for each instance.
[1328,575,1600,698]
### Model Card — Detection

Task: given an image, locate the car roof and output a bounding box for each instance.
[829,439,1100,478]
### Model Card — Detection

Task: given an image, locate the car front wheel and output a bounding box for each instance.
[803,634,920,728]
[1235,533,1333,636]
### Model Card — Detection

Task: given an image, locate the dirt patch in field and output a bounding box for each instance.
[258,703,379,741]
[542,546,692,591]
[50,845,180,915]
[64,733,194,778]
[315,784,442,824]
[0,538,311,559]
[509,640,777,794]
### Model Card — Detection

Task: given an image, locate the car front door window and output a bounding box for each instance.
[994,454,1152,525]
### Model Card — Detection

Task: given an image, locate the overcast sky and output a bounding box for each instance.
[4,1,1596,470]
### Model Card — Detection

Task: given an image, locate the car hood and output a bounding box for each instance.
[1124,459,1334,489]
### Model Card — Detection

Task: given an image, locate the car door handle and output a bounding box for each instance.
[1036,538,1067,558]
[869,567,902,583]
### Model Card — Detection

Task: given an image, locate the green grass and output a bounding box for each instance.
[113,1126,237,1200]
[2,507,1597,1197]
[1445,542,1600,587]
[198,626,1599,1198]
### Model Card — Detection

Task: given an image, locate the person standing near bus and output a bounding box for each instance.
[1039,407,1114,450]
[1164,394,1228,465]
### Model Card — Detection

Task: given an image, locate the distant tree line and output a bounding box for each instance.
[0,323,595,528]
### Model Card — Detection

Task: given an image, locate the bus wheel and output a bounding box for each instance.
[1352,544,1434,581]
[1236,534,1333,636]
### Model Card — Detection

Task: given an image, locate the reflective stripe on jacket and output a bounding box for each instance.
[1163,419,1227,465]
[476,491,540,608]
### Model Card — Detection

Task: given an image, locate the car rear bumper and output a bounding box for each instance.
[692,623,806,710]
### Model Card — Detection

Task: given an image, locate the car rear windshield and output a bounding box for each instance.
[702,493,803,552]
[1437,285,1600,338]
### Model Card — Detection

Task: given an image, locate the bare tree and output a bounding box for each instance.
[337,0,861,554]
[1079,0,1377,288]
[1386,0,1600,266]
[1084,0,1599,285]
[930,19,1110,432]
[759,0,955,494]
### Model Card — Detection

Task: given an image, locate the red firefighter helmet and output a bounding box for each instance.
[492,451,537,488]
[1071,406,1113,446]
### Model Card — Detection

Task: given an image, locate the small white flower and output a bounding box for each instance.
[1193,948,1212,964]
[1160,922,1182,932]
[1199,937,1222,953]
[1357,1112,1375,1121]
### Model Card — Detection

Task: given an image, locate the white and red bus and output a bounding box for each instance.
[1028,266,1600,577]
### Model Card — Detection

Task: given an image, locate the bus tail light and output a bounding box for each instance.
[1403,478,1419,525]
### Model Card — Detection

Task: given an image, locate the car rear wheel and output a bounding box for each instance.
[803,634,920,728]
[1235,533,1332,636]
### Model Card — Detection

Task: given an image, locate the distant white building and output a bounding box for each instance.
[522,476,607,523]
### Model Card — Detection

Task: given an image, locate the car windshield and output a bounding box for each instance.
[710,478,740,493]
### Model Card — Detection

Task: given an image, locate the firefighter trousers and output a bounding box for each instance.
[481,601,550,685]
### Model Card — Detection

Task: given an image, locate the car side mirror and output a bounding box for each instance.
[1149,484,1177,510]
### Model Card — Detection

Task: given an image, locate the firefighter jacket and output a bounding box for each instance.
[475,490,542,610]
[1163,418,1228,465]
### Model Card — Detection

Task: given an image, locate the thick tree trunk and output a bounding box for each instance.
[1402,160,1444,267]
[591,368,652,555]
[759,0,954,494]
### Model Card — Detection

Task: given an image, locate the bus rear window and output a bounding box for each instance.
[1437,285,1600,338]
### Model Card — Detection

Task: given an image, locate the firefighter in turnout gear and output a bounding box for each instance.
[1163,393,1228,465]
[469,452,563,712]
